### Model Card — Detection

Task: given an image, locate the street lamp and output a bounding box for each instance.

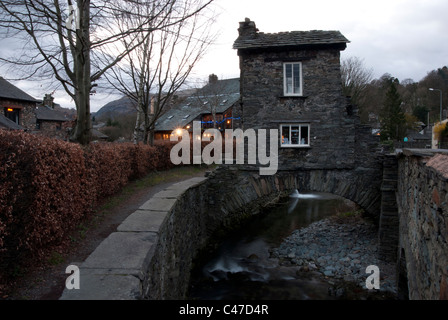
[429,88,443,122]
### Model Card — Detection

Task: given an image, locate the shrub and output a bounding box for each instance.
[433,121,448,141]
[0,133,94,262]
[0,130,231,291]
[0,131,175,287]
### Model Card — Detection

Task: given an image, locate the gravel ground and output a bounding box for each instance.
[271,214,398,298]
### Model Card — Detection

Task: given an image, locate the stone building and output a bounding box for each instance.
[0,77,73,139]
[0,76,39,129]
[35,93,74,140]
[232,18,378,171]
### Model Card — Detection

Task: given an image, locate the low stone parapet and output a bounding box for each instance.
[59,177,208,300]
[396,149,448,299]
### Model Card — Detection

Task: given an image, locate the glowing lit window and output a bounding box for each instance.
[280,124,310,147]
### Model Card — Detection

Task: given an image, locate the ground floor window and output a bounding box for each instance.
[4,107,20,124]
[280,124,310,147]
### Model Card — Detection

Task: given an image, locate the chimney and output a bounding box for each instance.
[238,18,258,37]
[43,94,54,109]
[209,74,218,84]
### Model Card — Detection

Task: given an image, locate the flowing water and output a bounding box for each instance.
[187,191,359,300]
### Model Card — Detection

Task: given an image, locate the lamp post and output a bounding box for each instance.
[429,88,443,122]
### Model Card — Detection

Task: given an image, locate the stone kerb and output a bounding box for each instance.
[59,177,208,300]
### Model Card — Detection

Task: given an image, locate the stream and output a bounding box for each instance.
[187,191,361,300]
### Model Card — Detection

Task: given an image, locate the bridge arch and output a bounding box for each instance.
[210,166,383,226]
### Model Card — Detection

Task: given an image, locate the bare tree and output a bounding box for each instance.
[103,0,216,145]
[341,56,374,119]
[0,0,214,145]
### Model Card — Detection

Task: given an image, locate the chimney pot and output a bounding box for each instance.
[43,93,54,109]
[209,74,218,84]
[238,18,258,37]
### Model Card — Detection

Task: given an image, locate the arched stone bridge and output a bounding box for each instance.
[60,158,386,300]
[60,149,448,300]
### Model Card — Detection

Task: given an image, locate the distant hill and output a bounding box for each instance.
[54,104,77,120]
[93,88,198,122]
[93,96,137,122]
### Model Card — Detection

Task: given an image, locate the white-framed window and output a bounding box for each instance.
[283,62,303,96]
[280,124,310,147]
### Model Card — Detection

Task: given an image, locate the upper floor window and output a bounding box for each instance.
[283,62,302,96]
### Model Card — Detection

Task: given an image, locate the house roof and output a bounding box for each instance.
[155,78,240,132]
[0,77,38,103]
[0,113,23,130]
[91,128,108,140]
[35,105,70,122]
[233,30,349,51]
[407,128,432,141]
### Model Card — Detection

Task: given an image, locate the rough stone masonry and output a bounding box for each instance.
[396,149,448,300]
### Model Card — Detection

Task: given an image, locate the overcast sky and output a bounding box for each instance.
[3,0,448,112]
[196,0,448,82]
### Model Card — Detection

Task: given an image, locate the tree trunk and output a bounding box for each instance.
[132,110,142,144]
[148,126,155,146]
[71,83,92,145]
[69,0,92,145]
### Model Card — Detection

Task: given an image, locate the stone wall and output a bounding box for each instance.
[59,170,288,300]
[396,149,448,299]
[33,120,72,140]
[143,167,298,299]
[378,155,399,262]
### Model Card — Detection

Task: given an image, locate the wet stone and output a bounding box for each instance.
[272,216,398,296]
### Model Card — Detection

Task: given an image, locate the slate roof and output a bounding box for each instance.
[0,113,23,130]
[0,77,38,102]
[35,105,69,122]
[233,30,349,50]
[407,127,432,141]
[155,78,240,131]
[92,128,108,140]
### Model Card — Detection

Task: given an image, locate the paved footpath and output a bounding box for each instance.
[59,176,207,300]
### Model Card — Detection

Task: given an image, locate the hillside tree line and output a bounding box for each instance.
[342,57,448,142]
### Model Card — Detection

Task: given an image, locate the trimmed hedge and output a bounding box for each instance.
[0,130,176,279]
[0,129,235,293]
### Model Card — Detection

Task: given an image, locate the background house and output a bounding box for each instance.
[0,77,74,139]
[0,76,39,129]
[154,75,240,140]
[35,93,74,140]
